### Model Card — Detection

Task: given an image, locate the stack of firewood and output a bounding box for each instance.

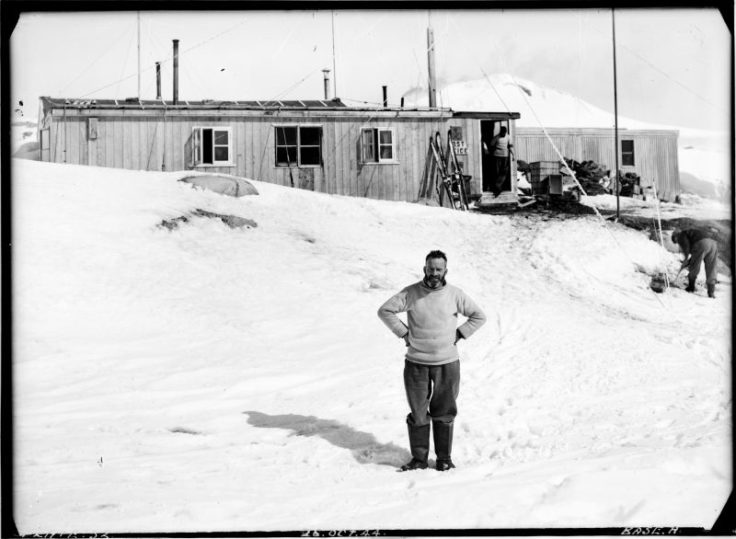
[516,160,532,174]
[561,158,610,195]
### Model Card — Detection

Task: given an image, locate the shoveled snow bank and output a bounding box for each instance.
[580,194,731,221]
[12,159,731,533]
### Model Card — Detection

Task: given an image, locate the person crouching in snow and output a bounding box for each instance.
[671,228,719,298]
[377,250,487,472]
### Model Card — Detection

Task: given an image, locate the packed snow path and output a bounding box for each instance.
[12,160,730,533]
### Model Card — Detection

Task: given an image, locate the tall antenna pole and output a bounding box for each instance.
[137,11,141,99]
[331,11,337,98]
[612,8,620,219]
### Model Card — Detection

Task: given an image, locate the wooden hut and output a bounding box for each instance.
[515,127,680,201]
[38,97,519,204]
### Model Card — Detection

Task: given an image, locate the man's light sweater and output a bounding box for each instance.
[378,280,486,366]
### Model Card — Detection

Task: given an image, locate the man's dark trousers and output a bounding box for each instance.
[404,359,460,463]
[493,156,509,195]
[688,238,718,285]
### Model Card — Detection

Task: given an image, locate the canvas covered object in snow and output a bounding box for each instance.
[180,174,259,197]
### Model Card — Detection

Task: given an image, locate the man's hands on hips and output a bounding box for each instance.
[403,329,463,347]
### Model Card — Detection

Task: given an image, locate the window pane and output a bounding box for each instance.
[378,129,393,160]
[214,130,229,145]
[300,146,321,165]
[214,147,229,161]
[192,128,201,164]
[622,140,634,166]
[276,127,297,145]
[362,129,376,162]
[202,128,213,164]
[300,127,321,146]
[276,147,298,166]
[275,126,298,166]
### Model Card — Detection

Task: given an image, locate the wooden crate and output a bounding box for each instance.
[529,161,562,195]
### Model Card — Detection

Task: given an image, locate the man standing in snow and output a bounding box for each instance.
[671,228,719,298]
[377,250,486,472]
[483,126,514,197]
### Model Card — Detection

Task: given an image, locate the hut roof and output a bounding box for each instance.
[40,96,520,120]
[40,97,350,111]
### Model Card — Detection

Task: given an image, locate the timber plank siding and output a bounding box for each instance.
[516,127,680,201]
[39,97,518,203]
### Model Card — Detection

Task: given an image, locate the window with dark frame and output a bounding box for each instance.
[275,125,323,167]
[360,127,395,163]
[192,127,232,165]
[621,139,635,166]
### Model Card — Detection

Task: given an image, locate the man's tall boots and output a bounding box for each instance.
[685,276,696,293]
[400,421,429,471]
[433,420,456,471]
[707,283,716,298]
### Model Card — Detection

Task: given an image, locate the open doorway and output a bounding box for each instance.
[481,120,512,194]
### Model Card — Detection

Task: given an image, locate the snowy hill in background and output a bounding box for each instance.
[13,159,730,533]
[11,119,40,160]
[403,74,655,130]
[403,74,730,199]
[11,118,38,145]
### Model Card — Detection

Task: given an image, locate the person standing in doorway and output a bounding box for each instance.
[377,250,486,472]
[483,126,514,197]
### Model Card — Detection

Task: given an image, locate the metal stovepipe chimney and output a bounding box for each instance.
[322,69,332,100]
[155,62,162,100]
[173,39,179,104]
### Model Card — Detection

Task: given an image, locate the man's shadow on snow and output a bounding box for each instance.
[243,411,410,468]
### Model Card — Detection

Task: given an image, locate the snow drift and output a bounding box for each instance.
[12,159,731,533]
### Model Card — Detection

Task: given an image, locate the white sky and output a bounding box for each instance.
[10,8,731,131]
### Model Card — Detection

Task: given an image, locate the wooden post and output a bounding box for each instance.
[612,9,620,218]
[427,27,437,108]
[331,11,337,98]
[137,11,141,99]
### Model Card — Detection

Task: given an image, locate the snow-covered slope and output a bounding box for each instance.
[11,120,38,152]
[403,74,730,194]
[404,75,651,130]
[12,159,731,533]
